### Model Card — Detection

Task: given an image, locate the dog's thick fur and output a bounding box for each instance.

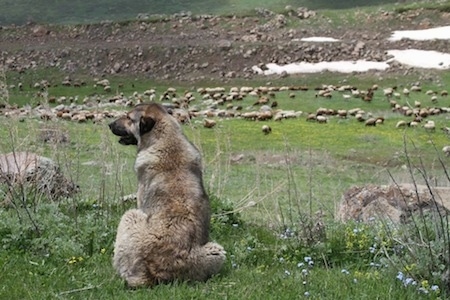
[109,102,225,287]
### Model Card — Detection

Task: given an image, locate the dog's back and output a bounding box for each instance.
[133,106,210,244]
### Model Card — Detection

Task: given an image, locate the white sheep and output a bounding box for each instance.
[261,125,272,135]
[443,146,450,156]
[316,115,328,123]
[365,118,377,126]
[423,120,435,131]
[383,87,393,97]
[396,120,407,128]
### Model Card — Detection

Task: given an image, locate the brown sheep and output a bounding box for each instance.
[203,119,217,128]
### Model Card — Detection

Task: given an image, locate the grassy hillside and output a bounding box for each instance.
[0,0,418,25]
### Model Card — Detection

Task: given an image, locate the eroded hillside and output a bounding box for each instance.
[1,7,449,82]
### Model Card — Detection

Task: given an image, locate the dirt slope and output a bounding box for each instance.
[1,8,449,82]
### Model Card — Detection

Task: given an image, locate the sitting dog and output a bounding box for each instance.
[109,102,226,287]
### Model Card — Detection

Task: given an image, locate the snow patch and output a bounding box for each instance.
[253,26,450,75]
[387,49,450,70]
[299,37,340,42]
[252,60,390,75]
[388,26,450,41]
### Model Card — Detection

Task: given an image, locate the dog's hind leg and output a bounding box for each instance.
[185,242,226,282]
[113,209,154,287]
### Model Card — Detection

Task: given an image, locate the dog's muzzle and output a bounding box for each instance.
[109,120,138,145]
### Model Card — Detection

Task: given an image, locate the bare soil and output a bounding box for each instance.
[1,8,450,82]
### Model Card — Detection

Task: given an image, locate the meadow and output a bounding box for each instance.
[0,65,449,299]
[1,0,450,298]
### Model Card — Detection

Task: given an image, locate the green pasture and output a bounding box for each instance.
[1,66,450,298]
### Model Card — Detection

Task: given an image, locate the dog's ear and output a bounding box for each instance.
[139,116,156,135]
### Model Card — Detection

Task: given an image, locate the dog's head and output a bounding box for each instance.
[108,103,170,146]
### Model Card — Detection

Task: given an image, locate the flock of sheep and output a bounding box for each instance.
[2,77,450,155]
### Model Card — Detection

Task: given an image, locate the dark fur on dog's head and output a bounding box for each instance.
[108,103,171,146]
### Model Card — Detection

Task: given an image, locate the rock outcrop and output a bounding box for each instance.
[0,152,78,203]
[337,184,450,223]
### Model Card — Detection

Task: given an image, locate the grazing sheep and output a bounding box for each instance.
[389,100,398,107]
[253,97,269,106]
[337,110,348,118]
[273,113,283,122]
[411,85,422,92]
[96,79,110,87]
[441,127,450,135]
[261,125,272,135]
[351,89,360,98]
[306,113,316,122]
[316,115,328,123]
[395,120,407,128]
[423,120,435,131]
[203,119,216,128]
[365,118,377,126]
[348,108,362,116]
[242,112,258,120]
[418,108,429,118]
[443,146,450,156]
[375,117,384,125]
[362,93,373,102]
[383,87,394,98]
[257,111,273,121]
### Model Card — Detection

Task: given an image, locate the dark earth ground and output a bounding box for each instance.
[1,7,449,83]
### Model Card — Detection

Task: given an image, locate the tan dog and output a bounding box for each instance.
[109,102,225,287]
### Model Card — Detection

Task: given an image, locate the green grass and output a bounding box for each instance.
[0,250,430,299]
[3,68,450,214]
[0,0,431,25]
[1,67,450,298]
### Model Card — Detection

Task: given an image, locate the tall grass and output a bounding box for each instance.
[0,114,449,298]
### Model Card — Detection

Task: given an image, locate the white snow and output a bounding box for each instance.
[252,60,390,75]
[299,37,340,42]
[254,26,450,75]
[388,26,450,41]
[387,49,450,70]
